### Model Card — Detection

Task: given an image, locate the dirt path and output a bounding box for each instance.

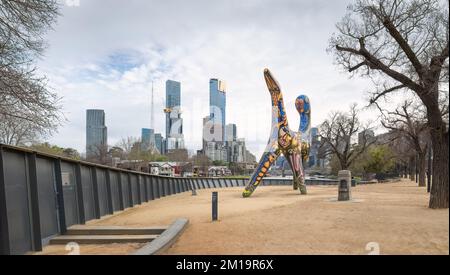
[36,180,449,255]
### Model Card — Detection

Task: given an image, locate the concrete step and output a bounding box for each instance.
[49,235,159,245]
[66,225,168,236]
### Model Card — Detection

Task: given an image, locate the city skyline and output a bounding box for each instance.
[40,0,402,159]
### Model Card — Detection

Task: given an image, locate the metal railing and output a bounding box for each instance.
[0,143,338,255]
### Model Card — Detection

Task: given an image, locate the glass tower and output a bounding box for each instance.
[86,109,107,158]
[165,80,184,150]
[209,79,226,142]
[141,128,155,150]
[166,80,182,137]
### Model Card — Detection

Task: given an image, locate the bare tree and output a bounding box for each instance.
[0,114,39,145]
[86,144,110,165]
[319,104,377,171]
[330,0,449,208]
[0,0,61,139]
[116,136,139,158]
[380,100,430,186]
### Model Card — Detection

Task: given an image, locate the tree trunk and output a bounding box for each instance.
[425,93,449,208]
[429,130,449,209]
[418,152,427,187]
[409,156,415,182]
[427,146,432,193]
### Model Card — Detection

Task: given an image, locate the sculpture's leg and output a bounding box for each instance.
[284,148,307,195]
[243,149,281,198]
[296,95,312,163]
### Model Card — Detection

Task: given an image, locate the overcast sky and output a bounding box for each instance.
[39,0,385,159]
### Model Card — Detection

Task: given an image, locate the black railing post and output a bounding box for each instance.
[0,146,10,255]
[127,174,133,207]
[136,175,142,205]
[75,163,86,224]
[161,178,166,197]
[143,176,149,202]
[148,176,155,201]
[54,159,67,234]
[27,153,43,252]
[117,172,124,211]
[91,167,101,219]
[105,170,113,215]
[156,177,161,199]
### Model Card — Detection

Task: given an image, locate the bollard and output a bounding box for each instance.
[338,170,352,201]
[190,179,197,196]
[212,192,218,221]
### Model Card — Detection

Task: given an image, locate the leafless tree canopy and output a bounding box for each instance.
[0,0,61,143]
[319,104,377,170]
[329,0,449,102]
[380,100,429,152]
[380,100,430,185]
[0,113,49,145]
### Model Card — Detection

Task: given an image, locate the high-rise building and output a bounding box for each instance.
[154,133,164,154]
[206,141,228,162]
[226,124,237,142]
[227,138,246,163]
[165,80,184,150]
[141,128,155,151]
[86,109,107,158]
[308,127,320,167]
[209,79,226,142]
[202,115,210,153]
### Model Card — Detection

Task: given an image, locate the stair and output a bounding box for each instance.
[65,225,168,236]
[49,225,168,245]
[49,234,158,245]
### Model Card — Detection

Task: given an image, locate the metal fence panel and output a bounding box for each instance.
[80,166,95,221]
[137,175,145,203]
[130,175,139,206]
[36,157,59,240]
[121,173,130,208]
[146,176,154,200]
[60,161,79,227]
[154,177,161,199]
[3,150,32,254]
[109,171,120,212]
[96,169,109,217]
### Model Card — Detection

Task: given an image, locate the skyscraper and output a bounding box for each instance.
[309,127,320,167]
[86,109,107,158]
[154,133,164,154]
[209,79,226,142]
[141,128,155,151]
[165,80,184,150]
[226,124,237,142]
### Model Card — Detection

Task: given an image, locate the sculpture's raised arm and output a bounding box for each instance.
[264,68,289,128]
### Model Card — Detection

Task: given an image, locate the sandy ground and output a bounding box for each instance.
[36,180,449,255]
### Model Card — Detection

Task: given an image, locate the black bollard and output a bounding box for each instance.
[212,192,218,221]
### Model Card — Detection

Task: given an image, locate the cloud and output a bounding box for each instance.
[39,0,383,158]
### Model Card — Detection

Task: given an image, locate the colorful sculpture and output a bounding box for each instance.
[242,68,311,198]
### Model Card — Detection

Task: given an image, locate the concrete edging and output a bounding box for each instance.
[131,218,189,255]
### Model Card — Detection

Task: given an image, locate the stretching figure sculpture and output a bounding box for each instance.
[243,68,311,198]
